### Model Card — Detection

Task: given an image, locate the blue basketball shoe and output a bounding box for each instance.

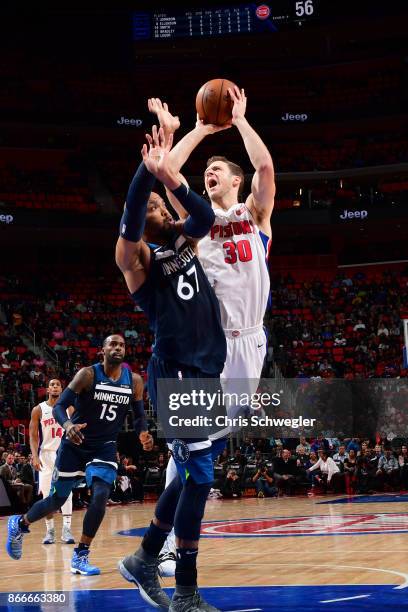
[71,548,100,575]
[6,515,30,560]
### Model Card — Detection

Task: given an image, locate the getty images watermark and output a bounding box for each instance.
[156,378,322,439]
[166,389,316,430]
[157,377,408,439]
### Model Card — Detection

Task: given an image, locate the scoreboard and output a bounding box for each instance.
[133,2,318,41]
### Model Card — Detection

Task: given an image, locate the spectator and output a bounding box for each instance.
[377,448,400,490]
[343,449,358,494]
[333,445,348,469]
[0,453,33,509]
[311,434,330,454]
[307,450,342,492]
[4,426,16,446]
[252,463,277,498]
[346,438,361,454]
[353,319,366,331]
[240,438,256,458]
[356,448,372,493]
[229,448,247,470]
[398,445,408,490]
[217,448,230,467]
[221,469,242,499]
[273,449,300,496]
[296,437,311,454]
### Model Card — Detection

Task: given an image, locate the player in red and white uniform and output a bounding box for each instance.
[29,379,75,545]
[149,90,275,575]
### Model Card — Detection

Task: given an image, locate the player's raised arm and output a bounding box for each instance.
[52,367,93,445]
[29,405,42,471]
[228,86,275,234]
[115,133,159,294]
[148,97,230,219]
[143,126,215,241]
[131,373,153,451]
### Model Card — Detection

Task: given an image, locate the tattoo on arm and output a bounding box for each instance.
[68,367,94,394]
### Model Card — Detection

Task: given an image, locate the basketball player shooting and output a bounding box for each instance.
[6,335,153,576]
[151,88,274,414]
[149,88,275,575]
[115,124,226,612]
[29,378,75,545]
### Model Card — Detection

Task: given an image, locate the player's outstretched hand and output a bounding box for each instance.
[32,456,43,471]
[139,431,154,451]
[142,125,174,181]
[148,98,180,143]
[195,114,232,134]
[65,422,87,445]
[228,85,247,124]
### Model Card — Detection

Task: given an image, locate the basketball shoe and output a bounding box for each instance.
[6,515,29,560]
[118,550,170,609]
[42,528,55,544]
[169,588,220,612]
[61,526,75,544]
[71,549,100,575]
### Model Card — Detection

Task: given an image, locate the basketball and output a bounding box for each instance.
[195,78,236,126]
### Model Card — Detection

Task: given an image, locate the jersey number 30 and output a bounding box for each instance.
[223,239,253,264]
[100,403,117,421]
[177,264,199,301]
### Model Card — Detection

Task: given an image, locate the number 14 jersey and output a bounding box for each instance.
[198,203,271,331]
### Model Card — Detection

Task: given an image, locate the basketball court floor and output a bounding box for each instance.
[1,493,408,611]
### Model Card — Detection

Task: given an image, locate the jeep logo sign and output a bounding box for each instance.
[281,113,308,122]
[339,210,368,220]
[0,214,13,224]
[117,116,143,127]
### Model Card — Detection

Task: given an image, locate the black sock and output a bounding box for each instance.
[175,547,198,588]
[76,543,90,553]
[141,521,169,558]
[18,516,30,532]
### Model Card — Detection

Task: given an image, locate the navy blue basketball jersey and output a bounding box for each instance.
[71,363,133,443]
[132,234,226,375]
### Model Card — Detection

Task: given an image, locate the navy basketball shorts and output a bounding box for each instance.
[50,438,118,498]
[148,355,221,485]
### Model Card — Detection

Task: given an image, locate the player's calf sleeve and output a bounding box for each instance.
[82,479,111,539]
[174,478,212,541]
[155,473,183,525]
[119,162,155,242]
[141,475,183,557]
[25,492,69,524]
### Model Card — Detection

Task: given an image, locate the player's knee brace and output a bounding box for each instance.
[26,492,68,524]
[155,473,183,526]
[82,478,111,538]
[174,478,212,541]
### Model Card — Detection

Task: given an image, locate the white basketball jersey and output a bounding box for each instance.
[39,401,64,452]
[198,203,271,330]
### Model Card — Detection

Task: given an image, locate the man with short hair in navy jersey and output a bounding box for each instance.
[5,334,153,576]
[115,125,226,612]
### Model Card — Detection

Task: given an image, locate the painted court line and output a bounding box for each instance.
[321,594,371,603]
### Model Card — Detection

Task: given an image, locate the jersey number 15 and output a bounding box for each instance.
[100,403,118,421]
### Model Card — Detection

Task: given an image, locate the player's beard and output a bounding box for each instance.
[106,354,124,366]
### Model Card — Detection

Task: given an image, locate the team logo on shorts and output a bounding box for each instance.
[52,467,59,482]
[172,439,190,464]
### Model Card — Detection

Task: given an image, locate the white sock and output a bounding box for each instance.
[45,519,54,531]
[62,515,72,529]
